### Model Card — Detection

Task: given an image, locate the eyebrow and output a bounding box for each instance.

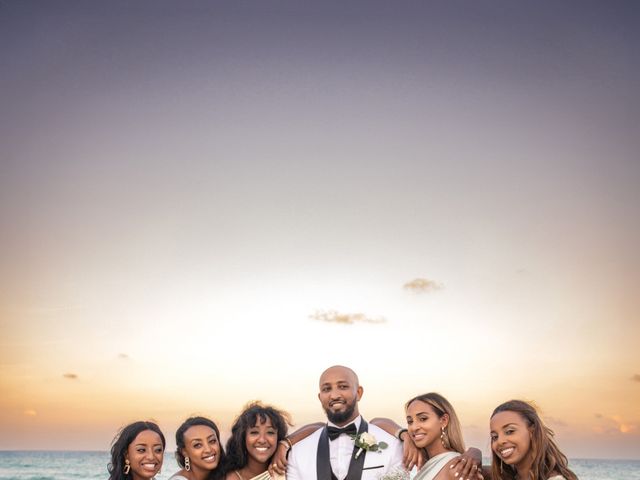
[494,423,519,430]
[409,411,430,416]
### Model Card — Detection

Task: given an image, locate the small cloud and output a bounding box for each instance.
[310,310,386,325]
[118,353,130,360]
[594,413,603,419]
[631,374,640,382]
[545,416,568,428]
[403,278,443,293]
[516,268,527,274]
[23,409,37,416]
[611,415,637,434]
[63,373,78,380]
[593,413,637,434]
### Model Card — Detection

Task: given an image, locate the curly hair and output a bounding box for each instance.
[175,416,226,480]
[490,400,578,480]
[223,401,292,473]
[405,392,466,454]
[108,421,165,480]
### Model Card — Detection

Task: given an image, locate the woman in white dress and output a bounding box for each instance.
[168,416,225,480]
[490,400,578,480]
[407,392,478,480]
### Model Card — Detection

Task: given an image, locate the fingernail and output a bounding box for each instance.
[454,474,459,478]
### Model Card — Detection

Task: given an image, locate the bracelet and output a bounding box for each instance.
[279,438,293,450]
[395,428,408,441]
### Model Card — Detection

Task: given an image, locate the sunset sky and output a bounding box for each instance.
[1,1,638,460]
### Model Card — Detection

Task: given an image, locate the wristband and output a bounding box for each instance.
[279,438,293,450]
[395,428,408,441]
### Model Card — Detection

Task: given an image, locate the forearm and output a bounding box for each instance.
[369,417,404,437]
[287,422,325,444]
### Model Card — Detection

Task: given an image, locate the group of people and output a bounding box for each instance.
[107,365,578,480]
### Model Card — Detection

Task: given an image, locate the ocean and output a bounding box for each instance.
[0,451,637,480]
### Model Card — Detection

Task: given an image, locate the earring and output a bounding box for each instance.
[123,459,130,475]
[440,426,449,448]
[185,456,191,471]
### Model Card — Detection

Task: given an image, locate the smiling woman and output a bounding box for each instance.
[490,400,578,480]
[169,416,226,480]
[223,402,292,480]
[108,421,165,480]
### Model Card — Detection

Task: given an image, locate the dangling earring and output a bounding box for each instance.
[185,456,191,471]
[440,426,449,448]
[123,459,130,475]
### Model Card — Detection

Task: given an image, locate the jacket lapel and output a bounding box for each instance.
[316,426,337,480]
[317,419,369,480]
[344,420,368,480]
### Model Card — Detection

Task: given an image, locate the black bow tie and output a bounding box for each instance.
[327,423,357,441]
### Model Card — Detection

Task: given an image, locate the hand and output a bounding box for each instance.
[400,431,426,470]
[269,442,289,477]
[448,453,482,480]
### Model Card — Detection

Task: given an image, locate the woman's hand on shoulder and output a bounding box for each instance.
[269,440,291,477]
[446,453,483,480]
[399,430,425,470]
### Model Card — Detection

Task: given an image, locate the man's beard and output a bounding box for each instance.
[324,400,357,425]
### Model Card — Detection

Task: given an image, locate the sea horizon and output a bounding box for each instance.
[1,449,639,462]
[1,451,639,479]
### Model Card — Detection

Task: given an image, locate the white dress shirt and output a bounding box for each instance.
[328,416,362,480]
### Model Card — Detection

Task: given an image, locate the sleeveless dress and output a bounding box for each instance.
[413,451,460,480]
[233,470,285,480]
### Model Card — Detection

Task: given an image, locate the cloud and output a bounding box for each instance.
[594,413,603,419]
[545,416,568,428]
[118,353,130,360]
[23,409,37,416]
[611,415,637,434]
[310,310,386,325]
[63,373,78,380]
[631,374,640,382]
[593,413,637,434]
[403,278,443,293]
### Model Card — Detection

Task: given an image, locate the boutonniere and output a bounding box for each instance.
[350,432,388,459]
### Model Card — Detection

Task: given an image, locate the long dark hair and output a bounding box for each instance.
[108,421,165,480]
[175,416,226,480]
[223,401,291,473]
[490,400,577,480]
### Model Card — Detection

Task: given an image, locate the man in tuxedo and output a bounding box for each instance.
[286,365,404,480]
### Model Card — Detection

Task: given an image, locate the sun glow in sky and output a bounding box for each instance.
[1,0,639,460]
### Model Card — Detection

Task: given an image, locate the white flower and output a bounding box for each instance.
[351,431,388,459]
[359,432,377,447]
